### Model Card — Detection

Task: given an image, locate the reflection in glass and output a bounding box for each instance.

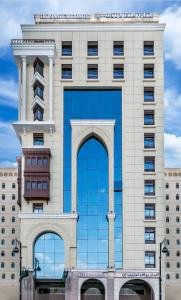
[34,232,64,279]
[64,89,123,269]
[77,138,108,269]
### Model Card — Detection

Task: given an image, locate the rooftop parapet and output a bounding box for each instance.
[34,13,160,24]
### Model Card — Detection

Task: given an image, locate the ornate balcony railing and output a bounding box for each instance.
[11,39,55,45]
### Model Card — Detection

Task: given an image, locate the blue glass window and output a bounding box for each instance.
[144,157,155,172]
[145,204,155,220]
[145,227,155,244]
[88,65,98,79]
[33,133,44,146]
[144,134,155,149]
[63,89,122,269]
[87,41,98,56]
[145,251,155,268]
[33,104,44,121]
[144,180,155,196]
[62,41,72,56]
[34,232,64,279]
[144,87,154,102]
[144,111,154,125]
[77,138,108,270]
[62,64,72,79]
[113,41,124,56]
[144,41,154,56]
[113,64,124,79]
[33,58,44,77]
[144,64,154,79]
[33,81,44,100]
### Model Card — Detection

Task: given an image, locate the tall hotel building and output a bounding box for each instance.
[11,13,165,300]
[164,169,181,300]
[0,168,20,300]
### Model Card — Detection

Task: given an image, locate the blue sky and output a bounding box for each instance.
[0,0,181,167]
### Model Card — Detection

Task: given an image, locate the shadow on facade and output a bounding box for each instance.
[81,279,105,300]
[119,279,154,300]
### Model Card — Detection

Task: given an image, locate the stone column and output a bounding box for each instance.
[21,271,34,300]
[49,56,53,121]
[17,64,22,121]
[22,56,27,121]
[108,213,115,269]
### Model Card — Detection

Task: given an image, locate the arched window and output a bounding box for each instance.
[176,251,180,257]
[166,262,170,268]
[177,262,180,268]
[176,194,179,200]
[34,232,64,279]
[77,137,108,270]
[176,217,180,223]
[166,274,170,279]
[119,280,153,300]
[166,205,169,211]
[166,216,169,223]
[1,262,5,268]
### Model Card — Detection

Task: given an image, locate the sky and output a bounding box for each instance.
[0,0,181,168]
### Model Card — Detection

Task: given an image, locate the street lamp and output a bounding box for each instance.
[34,257,41,279]
[159,238,169,300]
[12,239,22,300]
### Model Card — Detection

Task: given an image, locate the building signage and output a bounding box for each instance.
[38,13,153,20]
[76,271,159,278]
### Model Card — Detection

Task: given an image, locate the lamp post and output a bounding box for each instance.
[12,239,22,300]
[34,258,41,279]
[159,238,169,300]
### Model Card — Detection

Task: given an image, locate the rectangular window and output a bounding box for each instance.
[113,41,124,56]
[144,180,155,196]
[33,133,44,146]
[87,64,98,79]
[144,157,155,172]
[33,58,44,77]
[33,82,44,100]
[145,204,155,220]
[43,182,48,190]
[25,181,31,190]
[144,110,154,125]
[145,227,156,244]
[87,41,98,56]
[62,41,72,56]
[33,105,44,121]
[145,251,155,268]
[144,133,155,149]
[113,64,124,79]
[144,64,154,79]
[144,41,154,56]
[37,182,42,190]
[62,64,72,79]
[144,87,154,102]
[31,182,37,190]
[33,203,43,214]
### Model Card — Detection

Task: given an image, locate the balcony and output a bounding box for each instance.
[23,148,51,202]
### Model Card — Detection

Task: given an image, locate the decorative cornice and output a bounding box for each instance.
[19,213,78,219]
[13,121,56,139]
[70,119,116,127]
[22,148,51,156]
[22,23,165,32]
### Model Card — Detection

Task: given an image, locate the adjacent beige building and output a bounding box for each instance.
[0,168,20,300]
[11,13,165,300]
[165,168,181,300]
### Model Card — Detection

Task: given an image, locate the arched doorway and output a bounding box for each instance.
[34,232,65,300]
[81,279,105,300]
[119,279,154,300]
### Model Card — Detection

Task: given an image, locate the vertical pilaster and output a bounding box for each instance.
[17,64,22,121]
[108,213,115,269]
[49,56,53,121]
[22,56,27,121]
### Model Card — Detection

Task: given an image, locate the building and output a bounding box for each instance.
[0,168,20,300]
[11,13,165,300]
[165,168,181,300]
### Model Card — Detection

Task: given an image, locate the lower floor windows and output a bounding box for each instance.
[87,64,98,79]
[62,64,72,79]
[145,251,155,268]
[145,227,155,244]
[33,133,44,146]
[33,203,43,213]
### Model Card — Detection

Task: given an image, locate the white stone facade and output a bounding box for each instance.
[11,13,165,300]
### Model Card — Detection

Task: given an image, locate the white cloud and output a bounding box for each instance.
[0,0,142,48]
[0,79,18,108]
[0,121,21,165]
[164,88,181,133]
[160,5,181,69]
[0,161,17,168]
[165,133,181,167]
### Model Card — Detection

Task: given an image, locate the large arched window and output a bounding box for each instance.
[77,137,108,269]
[119,280,154,300]
[34,232,64,279]
[81,279,105,300]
